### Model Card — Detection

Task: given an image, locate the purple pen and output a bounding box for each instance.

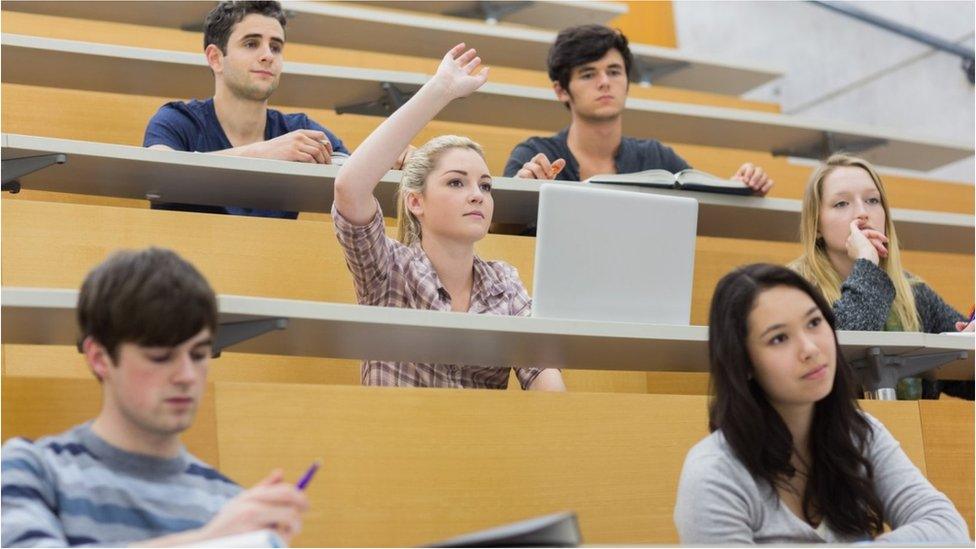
[296,459,321,491]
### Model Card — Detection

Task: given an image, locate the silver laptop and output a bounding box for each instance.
[531,183,698,325]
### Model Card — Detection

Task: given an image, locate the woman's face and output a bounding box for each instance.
[410,148,493,244]
[817,166,887,256]
[745,285,837,412]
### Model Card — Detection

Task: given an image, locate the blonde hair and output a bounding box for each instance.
[789,154,921,331]
[396,135,486,246]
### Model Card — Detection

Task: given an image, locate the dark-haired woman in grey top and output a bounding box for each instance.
[674,264,969,544]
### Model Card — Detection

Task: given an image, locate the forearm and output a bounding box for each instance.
[334,79,451,224]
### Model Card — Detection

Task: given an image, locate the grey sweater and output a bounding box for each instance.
[673,413,970,544]
[834,259,964,333]
[1,422,242,547]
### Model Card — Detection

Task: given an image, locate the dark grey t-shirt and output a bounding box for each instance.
[503,128,690,181]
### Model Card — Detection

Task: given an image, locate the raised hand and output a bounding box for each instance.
[845,219,888,265]
[432,43,489,100]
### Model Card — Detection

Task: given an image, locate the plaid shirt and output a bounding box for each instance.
[332,200,544,389]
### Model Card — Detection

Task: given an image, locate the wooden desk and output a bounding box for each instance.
[2,34,971,170]
[0,1,781,95]
[4,134,972,252]
[3,287,972,380]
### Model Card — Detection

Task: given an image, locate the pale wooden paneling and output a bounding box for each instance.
[214,382,710,545]
[0,376,220,466]
[919,400,975,537]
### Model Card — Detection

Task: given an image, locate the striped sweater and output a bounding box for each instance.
[1,422,241,547]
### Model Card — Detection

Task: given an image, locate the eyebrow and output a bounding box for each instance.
[758,306,820,338]
[441,169,492,180]
[191,339,214,350]
[240,33,284,45]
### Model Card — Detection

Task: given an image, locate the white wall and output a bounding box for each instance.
[672,0,975,184]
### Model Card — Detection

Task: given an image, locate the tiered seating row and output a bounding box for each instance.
[3,33,970,171]
[1,376,972,544]
[1,1,782,95]
[4,135,972,252]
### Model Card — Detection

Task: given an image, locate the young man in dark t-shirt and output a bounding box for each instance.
[144,1,413,219]
[504,25,774,196]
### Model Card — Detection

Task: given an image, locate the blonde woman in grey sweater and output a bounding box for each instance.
[674,264,969,544]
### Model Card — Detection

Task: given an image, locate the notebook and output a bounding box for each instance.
[426,511,581,547]
[587,168,753,195]
[531,183,698,325]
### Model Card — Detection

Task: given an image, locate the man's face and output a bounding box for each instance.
[96,329,213,439]
[555,48,629,121]
[211,13,285,101]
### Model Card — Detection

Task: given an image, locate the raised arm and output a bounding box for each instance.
[333,43,488,225]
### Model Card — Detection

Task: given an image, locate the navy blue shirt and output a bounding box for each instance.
[143,98,348,218]
[503,128,690,181]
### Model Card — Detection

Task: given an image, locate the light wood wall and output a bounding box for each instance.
[4,376,969,546]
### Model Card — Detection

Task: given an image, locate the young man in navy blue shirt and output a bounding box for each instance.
[145,2,407,218]
[504,25,774,196]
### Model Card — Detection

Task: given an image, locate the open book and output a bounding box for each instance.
[426,511,581,547]
[586,168,753,196]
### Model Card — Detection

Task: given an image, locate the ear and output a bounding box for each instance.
[205,44,224,74]
[405,191,424,219]
[82,336,113,382]
[553,81,572,104]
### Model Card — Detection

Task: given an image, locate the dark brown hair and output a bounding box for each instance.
[77,248,217,363]
[203,1,287,54]
[708,263,884,537]
[547,24,633,106]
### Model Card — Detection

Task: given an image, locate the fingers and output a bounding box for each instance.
[462,55,482,73]
[734,163,755,183]
[516,154,552,179]
[256,469,284,487]
[455,47,478,66]
[446,43,466,60]
[756,178,774,196]
[859,229,888,244]
[957,321,975,332]
[550,158,566,178]
[296,130,326,141]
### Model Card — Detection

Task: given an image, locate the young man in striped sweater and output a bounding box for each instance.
[1,248,308,547]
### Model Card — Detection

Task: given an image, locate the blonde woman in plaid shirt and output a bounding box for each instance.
[332,44,566,390]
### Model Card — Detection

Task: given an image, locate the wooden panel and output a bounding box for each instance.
[0,376,220,466]
[4,83,971,213]
[215,382,710,546]
[3,199,972,328]
[610,1,677,48]
[919,400,975,537]
[0,10,778,112]
[1,344,362,385]
[859,400,926,473]
[646,372,710,395]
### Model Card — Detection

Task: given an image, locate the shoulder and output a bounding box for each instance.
[183,454,242,496]
[683,431,749,476]
[2,426,91,484]
[151,99,209,122]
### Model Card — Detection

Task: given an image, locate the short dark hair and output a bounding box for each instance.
[547,24,633,94]
[203,1,287,54]
[707,264,884,537]
[78,248,218,363]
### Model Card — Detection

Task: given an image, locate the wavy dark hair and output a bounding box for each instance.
[204,1,287,54]
[708,263,883,536]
